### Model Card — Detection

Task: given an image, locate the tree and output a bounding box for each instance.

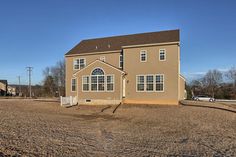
[202,69,223,97]
[50,60,65,96]
[226,67,236,86]
[42,59,65,97]
[43,75,56,97]
[226,66,236,97]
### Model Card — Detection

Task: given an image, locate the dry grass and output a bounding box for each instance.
[0,99,235,156]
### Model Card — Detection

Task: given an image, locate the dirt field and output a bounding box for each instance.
[0,99,235,157]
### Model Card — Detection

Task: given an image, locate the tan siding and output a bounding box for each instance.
[75,61,123,101]
[123,44,179,103]
[65,52,121,97]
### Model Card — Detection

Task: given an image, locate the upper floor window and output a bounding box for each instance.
[100,56,105,62]
[119,54,123,68]
[159,49,166,61]
[140,50,147,62]
[71,78,76,92]
[74,58,86,70]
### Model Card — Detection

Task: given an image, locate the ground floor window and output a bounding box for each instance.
[146,75,154,91]
[71,78,76,92]
[156,74,164,91]
[137,75,145,91]
[82,75,114,92]
[136,74,164,92]
[82,76,89,91]
[106,75,114,91]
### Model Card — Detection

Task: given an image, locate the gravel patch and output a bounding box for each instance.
[0,99,235,156]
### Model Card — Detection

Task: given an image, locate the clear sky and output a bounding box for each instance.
[0,0,236,85]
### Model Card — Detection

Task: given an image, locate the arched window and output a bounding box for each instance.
[91,68,104,75]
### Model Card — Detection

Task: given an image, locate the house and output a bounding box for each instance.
[7,85,16,96]
[65,29,186,105]
[0,80,8,96]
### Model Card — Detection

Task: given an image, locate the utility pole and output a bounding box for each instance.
[26,67,33,98]
[18,76,21,96]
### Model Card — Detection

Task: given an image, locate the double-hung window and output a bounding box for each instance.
[74,58,86,70]
[156,74,164,91]
[91,76,98,91]
[159,49,166,61]
[82,76,89,91]
[146,75,154,91]
[98,76,105,91]
[71,79,76,92]
[82,68,115,92]
[107,75,114,91]
[136,74,164,92]
[140,50,147,62]
[137,75,145,91]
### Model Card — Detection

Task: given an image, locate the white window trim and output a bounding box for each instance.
[81,74,115,93]
[140,50,147,62]
[71,78,77,92]
[136,75,145,92]
[159,49,166,61]
[146,75,155,92]
[90,67,105,75]
[156,74,165,92]
[106,74,115,92]
[73,58,86,70]
[82,75,90,92]
[136,74,165,92]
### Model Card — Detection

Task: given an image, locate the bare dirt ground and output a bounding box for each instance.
[0,99,235,157]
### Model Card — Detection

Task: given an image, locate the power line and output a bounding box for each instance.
[26,67,33,98]
[18,76,21,95]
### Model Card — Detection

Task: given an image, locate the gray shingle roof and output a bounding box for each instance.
[65,29,179,55]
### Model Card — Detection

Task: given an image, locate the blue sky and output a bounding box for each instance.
[0,0,236,85]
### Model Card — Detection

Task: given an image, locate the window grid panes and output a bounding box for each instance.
[137,76,145,91]
[146,75,154,91]
[156,75,164,91]
[82,68,114,92]
[159,50,166,61]
[136,74,164,92]
[91,68,104,75]
[107,75,114,91]
[74,58,86,70]
[140,51,147,62]
[82,76,89,91]
[71,79,76,91]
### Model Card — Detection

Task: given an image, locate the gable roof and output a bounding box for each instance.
[65,29,179,56]
[73,59,125,77]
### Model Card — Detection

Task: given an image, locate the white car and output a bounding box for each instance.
[193,95,215,102]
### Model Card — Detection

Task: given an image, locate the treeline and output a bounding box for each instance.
[187,67,236,99]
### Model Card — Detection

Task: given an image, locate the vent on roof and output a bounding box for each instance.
[108,44,111,48]
[95,46,98,50]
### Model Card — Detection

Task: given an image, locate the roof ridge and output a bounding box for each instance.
[82,29,179,41]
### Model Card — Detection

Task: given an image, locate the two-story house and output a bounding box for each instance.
[65,29,186,105]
